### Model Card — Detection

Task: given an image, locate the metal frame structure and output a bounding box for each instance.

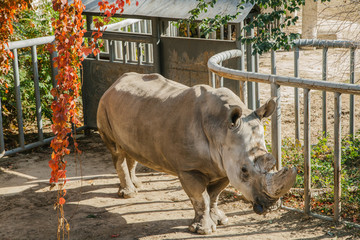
[1,36,87,157]
[207,39,360,228]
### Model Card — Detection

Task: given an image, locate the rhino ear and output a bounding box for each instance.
[255,97,277,120]
[228,106,242,129]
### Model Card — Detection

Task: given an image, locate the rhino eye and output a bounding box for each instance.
[241,167,248,173]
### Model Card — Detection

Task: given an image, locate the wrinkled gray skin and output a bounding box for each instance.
[97,72,297,235]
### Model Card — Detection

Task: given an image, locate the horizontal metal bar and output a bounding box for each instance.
[281,205,360,229]
[208,50,360,95]
[101,19,142,31]
[2,126,88,157]
[7,36,55,50]
[293,39,360,49]
[84,31,153,43]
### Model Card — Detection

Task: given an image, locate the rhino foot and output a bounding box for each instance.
[210,208,228,225]
[132,178,142,188]
[189,216,216,235]
[118,187,137,198]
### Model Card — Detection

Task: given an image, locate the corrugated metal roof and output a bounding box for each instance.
[81,0,254,23]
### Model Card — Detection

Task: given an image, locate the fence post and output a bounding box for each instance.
[322,47,328,137]
[246,19,255,110]
[334,92,342,222]
[236,21,245,102]
[31,45,44,142]
[304,88,311,215]
[350,48,355,137]
[294,47,300,141]
[12,49,25,149]
[271,80,281,170]
[151,17,161,73]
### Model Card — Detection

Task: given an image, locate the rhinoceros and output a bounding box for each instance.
[97,72,296,234]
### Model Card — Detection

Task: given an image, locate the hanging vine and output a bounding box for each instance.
[0,0,30,88]
[49,0,135,238]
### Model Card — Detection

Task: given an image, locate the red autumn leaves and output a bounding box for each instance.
[50,0,134,206]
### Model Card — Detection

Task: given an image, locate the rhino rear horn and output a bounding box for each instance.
[254,153,276,173]
[264,167,297,198]
[255,97,277,119]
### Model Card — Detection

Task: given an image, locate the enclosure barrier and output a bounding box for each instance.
[207,43,360,228]
[85,16,156,68]
[1,36,87,157]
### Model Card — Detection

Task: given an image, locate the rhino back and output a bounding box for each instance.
[97,73,229,179]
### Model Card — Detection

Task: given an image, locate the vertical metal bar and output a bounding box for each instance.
[116,41,122,60]
[31,46,43,142]
[255,50,260,108]
[322,47,328,137]
[220,25,224,40]
[96,43,100,61]
[86,15,93,31]
[144,20,150,63]
[334,92,342,222]
[186,22,190,38]
[236,22,245,102]
[219,62,224,87]
[163,20,170,36]
[137,42,142,65]
[12,49,25,149]
[151,18,161,73]
[109,40,115,62]
[246,19,255,110]
[211,72,216,88]
[271,81,281,170]
[0,97,5,153]
[138,21,141,33]
[50,44,58,88]
[304,88,311,215]
[215,74,222,88]
[122,41,127,64]
[227,24,231,40]
[208,70,213,87]
[140,19,145,34]
[197,23,201,38]
[350,48,355,137]
[129,24,134,61]
[294,47,300,141]
[104,40,109,53]
[271,49,277,75]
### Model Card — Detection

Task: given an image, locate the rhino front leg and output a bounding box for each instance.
[113,151,137,198]
[179,171,216,235]
[207,178,229,225]
[126,156,142,188]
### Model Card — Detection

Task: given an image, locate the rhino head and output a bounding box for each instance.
[221,97,297,214]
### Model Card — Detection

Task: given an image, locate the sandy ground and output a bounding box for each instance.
[1,1,360,239]
[0,133,359,240]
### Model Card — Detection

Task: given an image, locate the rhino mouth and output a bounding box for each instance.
[252,194,278,215]
[252,167,297,215]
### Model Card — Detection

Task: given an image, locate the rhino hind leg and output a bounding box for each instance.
[126,156,142,188]
[113,151,138,198]
[207,178,229,225]
[179,171,216,235]
[99,131,138,198]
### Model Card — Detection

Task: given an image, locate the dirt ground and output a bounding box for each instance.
[0,133,359,240]
[1,1,360,240]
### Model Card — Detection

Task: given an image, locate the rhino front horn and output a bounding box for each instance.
[264,167,297,198]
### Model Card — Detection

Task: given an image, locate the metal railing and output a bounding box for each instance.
[85,17,155,66]
[1,36,86,157]
[207,39,360,227]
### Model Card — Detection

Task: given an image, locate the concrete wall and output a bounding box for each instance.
[82,37,240,128]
